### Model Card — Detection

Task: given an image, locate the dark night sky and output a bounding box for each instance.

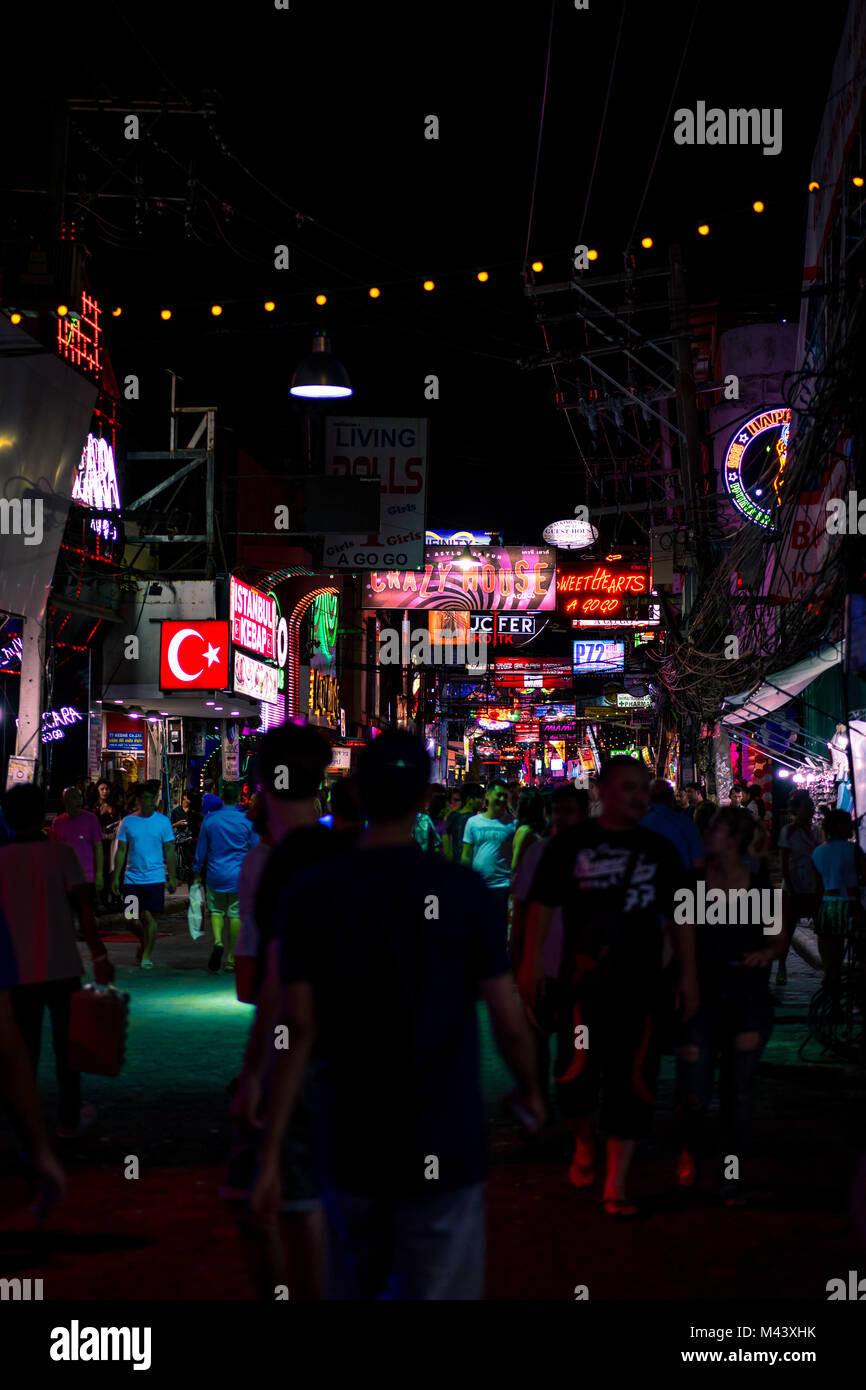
[2,0,852,543]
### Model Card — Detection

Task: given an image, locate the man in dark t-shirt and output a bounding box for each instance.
[520,755,697,1219]
[227,723,349,1301]
[250,730,543,1300]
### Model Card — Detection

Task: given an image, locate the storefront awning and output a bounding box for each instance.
[721,643,843,728]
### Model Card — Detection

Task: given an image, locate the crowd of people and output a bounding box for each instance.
[0,739,864,1298]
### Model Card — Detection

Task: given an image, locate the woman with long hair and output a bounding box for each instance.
[674,806,790,1206]
[511,787,547,874]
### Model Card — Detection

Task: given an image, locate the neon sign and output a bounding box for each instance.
[57,291,103,378]
[72,434,120,542]
[41,706,84,742]
[230,577,277,660]
[722,407,791,530]
[557,565,649,617]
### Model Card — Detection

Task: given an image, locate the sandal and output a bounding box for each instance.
[140,960,154,970]
[602,1196,638,1220]
[568,1158,598,1190]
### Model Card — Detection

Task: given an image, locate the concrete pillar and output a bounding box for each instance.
[10,613,45,785]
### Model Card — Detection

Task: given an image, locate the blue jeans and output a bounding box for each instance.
[323,1180,486,1300]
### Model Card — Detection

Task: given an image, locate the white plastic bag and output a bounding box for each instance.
[187,881,205,940]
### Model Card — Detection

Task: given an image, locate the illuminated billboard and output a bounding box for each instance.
[363,546,555,612]
[722,407,790,530]
[557,563,650,619]
[493,657,573,688]
[573,640,625,675]
[230,577,277,660]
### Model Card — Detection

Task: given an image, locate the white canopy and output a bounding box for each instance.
[721,644,843,727]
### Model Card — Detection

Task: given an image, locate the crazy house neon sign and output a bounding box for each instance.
[722,407,790,531]
[71,434,121,542]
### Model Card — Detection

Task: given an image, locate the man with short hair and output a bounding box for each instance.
[250,729,544,1299]
[227,722,351,1301]
[51,785,104,904]
[642,779,704,869]
[111,787,177,968]
[728,784,745,808]
[442,781,484,863]
[462,780,515,921]
[202,778,223,817]
[683,783,705,821]
[192,782,260,973]
[520,756,696,1218]
[0,784,114,1140]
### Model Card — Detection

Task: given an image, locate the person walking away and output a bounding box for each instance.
[811,809,866,994]
[202,778,223,816]
[249,729,545,1299]
[511,788,547,876]
[192,782,260,974]
[510,785,589,1102]
[0,785,114,1140]
[520,757,696,1218]
[51,786,104,909]
[0,903,66,1216]
[462,780,515,925]
[442,782,483,863]
[674,807,790,1205]
[641,778,704,869]
[110,786,177,969]
[777,792,819,986]
[226,723,353,1300]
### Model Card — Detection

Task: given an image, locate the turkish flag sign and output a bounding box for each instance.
[159,621,230,690]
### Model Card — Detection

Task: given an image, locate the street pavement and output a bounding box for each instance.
[1,908,864,1301]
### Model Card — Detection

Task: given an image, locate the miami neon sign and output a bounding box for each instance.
[722,407,790,530]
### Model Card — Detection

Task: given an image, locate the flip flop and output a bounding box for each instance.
[601,1197,638,1220]
[140,960,155,970]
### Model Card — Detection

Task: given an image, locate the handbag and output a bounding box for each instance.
[68,984,131,1077]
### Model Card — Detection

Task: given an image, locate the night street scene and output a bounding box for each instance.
[1,0,866,1368]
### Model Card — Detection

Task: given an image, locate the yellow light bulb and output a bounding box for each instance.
[112,306,122,317]
[160,309,172,320]
[369,286,381,298]
[10,312,22,324]
[423,280,435,291]
[57,304,68,317]
[587,249,598,261]
[477,271,489,282]
[264,300,275,312]
[808,181,820,192]
[531,260,543,272]
[752,200,765,213]
[315,294,327,306]
[854,176,864,188]
[211,304,222,316]
[641,236,653,249]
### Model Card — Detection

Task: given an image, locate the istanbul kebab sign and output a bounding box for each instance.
[364,546,555,612]
[230,577,277,661]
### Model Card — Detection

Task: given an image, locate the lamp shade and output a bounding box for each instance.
[290,332,353,398]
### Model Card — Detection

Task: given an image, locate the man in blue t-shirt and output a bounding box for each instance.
[248,730,544,1300]
[192,782,259,973]
[111,787,177,968]
[641,779,704,869]
[461,780,515,923]
[202,778,224,817]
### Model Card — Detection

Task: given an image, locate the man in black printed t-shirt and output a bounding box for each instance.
[519,756,698,1219]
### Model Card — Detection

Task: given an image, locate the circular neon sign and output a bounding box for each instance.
[722,407,790,530]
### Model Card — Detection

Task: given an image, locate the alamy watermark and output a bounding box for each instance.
[674,103,782,157]
[378,627,489,670]
[673,885,783,936]
[0,497,43,545]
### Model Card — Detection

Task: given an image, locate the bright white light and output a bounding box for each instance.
[289,384,353,398]
[778,768,790,778]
